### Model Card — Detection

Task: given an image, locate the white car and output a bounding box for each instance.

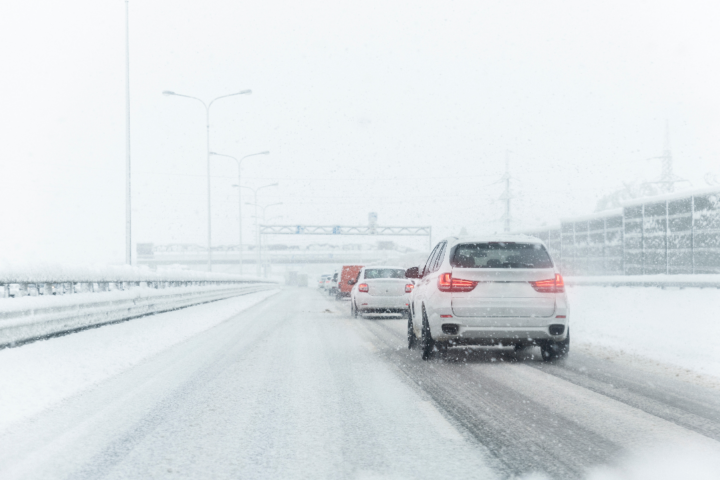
[405,235,570,361]
[318,275,330,289]
[349,266,413,317]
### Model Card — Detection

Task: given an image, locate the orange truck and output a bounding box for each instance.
[336,265,363,300]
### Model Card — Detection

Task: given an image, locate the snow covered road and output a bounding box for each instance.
[2,288,720,479]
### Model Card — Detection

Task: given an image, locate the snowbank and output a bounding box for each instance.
[0,260,272,283]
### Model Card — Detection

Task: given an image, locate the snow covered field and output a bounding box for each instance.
[569,285,720,382]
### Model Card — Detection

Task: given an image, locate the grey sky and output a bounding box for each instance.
[2,0,719,263]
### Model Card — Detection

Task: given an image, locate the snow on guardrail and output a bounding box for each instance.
[0,260,269,283]
[565,274,720,289]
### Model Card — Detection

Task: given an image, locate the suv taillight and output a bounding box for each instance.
[437,273,478,292]
[405,284,414,293]
[530,274,565,293]
[358,283,369,293]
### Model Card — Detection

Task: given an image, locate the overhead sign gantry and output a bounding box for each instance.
[259,213,433,249]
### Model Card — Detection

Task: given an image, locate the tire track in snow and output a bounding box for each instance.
[355,315,720,479]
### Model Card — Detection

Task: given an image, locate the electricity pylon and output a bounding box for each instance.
[648,121,686,193]
[499,150,513,232]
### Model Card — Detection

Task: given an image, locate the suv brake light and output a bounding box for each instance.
[358,283,369,293]
[438,273,478,292]
[405,284,414,293]
[530,274,565,293]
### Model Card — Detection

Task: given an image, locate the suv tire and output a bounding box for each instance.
[407,308,417,350]
[421,306,435,361]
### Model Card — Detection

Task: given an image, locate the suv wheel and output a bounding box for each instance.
[407,307,417,350]
[421,306,435,361]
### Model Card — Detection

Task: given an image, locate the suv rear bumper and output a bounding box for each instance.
[432,324,568,344]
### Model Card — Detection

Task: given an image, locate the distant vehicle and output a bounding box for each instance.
[349,266,412,318]
[285,271,299,286]
[328,270,340,296]
[285,272,309,287]
[319,274,331,289]
[50,283,65,295]
[322,272,336,293]
[335,265,363,300]
[27,284,39,296]
[7,283,26,298]
[405,235,570,362]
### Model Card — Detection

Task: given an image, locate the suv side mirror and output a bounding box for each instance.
[405,266,421,279]
[347,279,355,285]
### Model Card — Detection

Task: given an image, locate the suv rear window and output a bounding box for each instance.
[451,242,553,269]
[364,268,405,279]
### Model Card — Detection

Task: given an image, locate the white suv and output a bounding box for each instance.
[405,235,569,361]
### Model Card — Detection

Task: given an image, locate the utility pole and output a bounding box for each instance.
[499,150,513,232]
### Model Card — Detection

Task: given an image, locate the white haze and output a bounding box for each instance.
[1,0,720,263]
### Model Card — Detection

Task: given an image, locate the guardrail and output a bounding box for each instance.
[0,281,278,348]
[565,275,720,289]
[0,279,267,298]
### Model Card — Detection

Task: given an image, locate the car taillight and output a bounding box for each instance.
[358,283,369,293]
[530,274,565,293]
[405,284,414,293]
[437,273,478,292]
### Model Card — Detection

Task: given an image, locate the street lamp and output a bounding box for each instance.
[163,89,252,271]
[210,151,270,274]
[234,183,278,275]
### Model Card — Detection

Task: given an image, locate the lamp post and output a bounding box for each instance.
[245,201,282,277]
[235,184,278,275]
[210,151,270,274]
[125,0,131,265]
[162,89,252,271]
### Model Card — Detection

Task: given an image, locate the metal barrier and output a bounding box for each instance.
[0,279,267,298]
[565,276,720,289]
[0,282,277,348]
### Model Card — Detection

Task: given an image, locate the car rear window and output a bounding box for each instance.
[451,242,553,269]
[364,268,405,279]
